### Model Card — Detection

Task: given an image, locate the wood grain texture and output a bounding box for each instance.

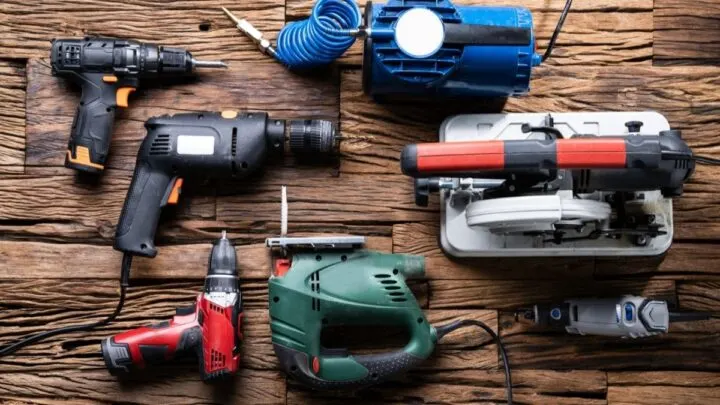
[0,237,391,280]
[0,0,284,62]
[287,0,653,66]
[288,369,607,405]
[608,371,720,404]
[0,59,26,173]
[25,58,339,173]
[654,0,720,66]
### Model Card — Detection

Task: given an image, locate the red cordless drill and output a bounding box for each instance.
[101,232,242,381]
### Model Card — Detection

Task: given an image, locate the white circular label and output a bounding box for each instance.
[394,8,445,59]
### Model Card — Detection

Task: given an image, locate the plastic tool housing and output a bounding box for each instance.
[268,248,434,390]
[363,0,540,99]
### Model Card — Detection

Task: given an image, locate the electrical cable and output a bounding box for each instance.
[668,311,714,323]
[542,0,573,62]
[435,319,513,404]
[693,155,720,165]
[0,254,133,357]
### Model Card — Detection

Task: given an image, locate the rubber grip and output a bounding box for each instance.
[65,73,118,173]
[274,344,424,390]
[114,160,172,257]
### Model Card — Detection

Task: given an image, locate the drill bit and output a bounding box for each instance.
[191,58,228,69]
[222,7,278,59]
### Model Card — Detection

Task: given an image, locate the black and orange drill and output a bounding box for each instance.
[50,37,227,174]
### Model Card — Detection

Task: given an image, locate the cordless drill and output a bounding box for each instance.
[51,37,227,173]
[102,232,242,380]
[114,111,337,258]
[517,296,713,338]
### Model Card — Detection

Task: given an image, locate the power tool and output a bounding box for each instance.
[224,0,573,99]
[399,112,720,257]
[51,37,227,174]
[264,188,513,401]
[102,232,242,380]
[0,112,337,358]
[516,296,715,338]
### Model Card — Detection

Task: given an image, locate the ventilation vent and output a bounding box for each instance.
[61,44,81,67]
[211,349,226,369]
[675,159,688,169]
[375,273,407,301]
[149,134,171,155]
[310,271,321,311]
[209,302,224,313]
[575,169,591,193]
[374,1,462,85]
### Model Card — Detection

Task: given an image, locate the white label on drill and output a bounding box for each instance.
[177,135,215,155]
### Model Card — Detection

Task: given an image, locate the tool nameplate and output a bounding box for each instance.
[177,135,215,155]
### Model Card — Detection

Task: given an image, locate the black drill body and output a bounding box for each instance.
[51,37,224,174]
[114,111,336,258]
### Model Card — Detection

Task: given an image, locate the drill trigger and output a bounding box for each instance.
[160,177,184,207]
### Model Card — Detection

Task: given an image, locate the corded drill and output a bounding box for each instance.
[51,37,227,173]
[102,232,242,380]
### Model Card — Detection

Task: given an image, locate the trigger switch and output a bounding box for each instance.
[176,305,196,316]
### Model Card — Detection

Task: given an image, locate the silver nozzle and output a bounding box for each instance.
[221,230,228,239]
[191,58,228,69]
[222,7,278,59]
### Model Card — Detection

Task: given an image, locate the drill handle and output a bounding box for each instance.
[114,159,179,257]
[65,72,138,173]
[101,308,201,375]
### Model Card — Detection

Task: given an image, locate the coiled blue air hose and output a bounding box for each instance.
[276,0,362,68]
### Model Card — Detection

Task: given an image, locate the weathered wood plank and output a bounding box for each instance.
[0,1,284,62]
[429,279,676,310]
[608,371,720,404]
[288,369,607,405]
[0,237,392,280]
[596,243,720,279]
[340,66,720,240]
[0,368,286,405]
[0,59,26,173]
[24,57,338,172]
[654,0,720,66]
[676,281,720,314]
[287,0,653,66]
[500,310,720,371]
[393,222,596,280]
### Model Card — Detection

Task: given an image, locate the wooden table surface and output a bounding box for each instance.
[1,0,719,404]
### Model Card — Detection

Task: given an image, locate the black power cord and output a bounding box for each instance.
[435,319,513,404]
[693,155,720,165]
[0,254,133,357]
[542,0,574,62]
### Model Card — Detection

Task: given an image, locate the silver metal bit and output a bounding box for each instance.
[191,58,228,69]
[222,7,278,59]
[221,230,228,239]
[281,186,288,237]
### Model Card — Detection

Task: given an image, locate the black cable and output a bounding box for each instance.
[435,319,513,404]
[0,254,132,357]
[694,155,720,165]
[669,311,714,323]
[542,0,573,62]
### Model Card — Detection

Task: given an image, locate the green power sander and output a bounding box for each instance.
[264,188,513,401]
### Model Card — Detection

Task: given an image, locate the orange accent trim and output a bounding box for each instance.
[312,356,320,374]
[116,87,136,108]
[103,75,118,83]
[416,141,505,172]
[66,146,104,170]
[274,258,291,277]
[556,139,626,168]
[167,178,184,205]
[221,110,238,119]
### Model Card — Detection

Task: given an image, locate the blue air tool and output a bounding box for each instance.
[223,0,573,99]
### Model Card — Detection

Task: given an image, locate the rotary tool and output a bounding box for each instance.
[517,296,715,338]
[398,112,720,257]
[0,112,337,357]
[51,37,227,174]
[102,232,242,380]
[264,188,513,402]
[224,0,573,99]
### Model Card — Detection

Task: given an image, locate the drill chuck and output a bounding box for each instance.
[288,119,339,155]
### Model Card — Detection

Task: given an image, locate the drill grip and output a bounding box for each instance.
[114,159,174,257]
[102,316,201,375]
[64,72,120,173]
